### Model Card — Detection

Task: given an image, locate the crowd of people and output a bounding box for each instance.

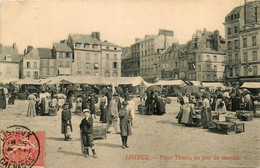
[144,90,166,115]
[176,87,258,128]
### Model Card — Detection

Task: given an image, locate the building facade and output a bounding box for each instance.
[224,1,260,86]
[53,43,73,76]
[0,43,21,82]
[38,48,57,78]
[67,33,121,77]
[21,48,40,79]
[136,29,178,82]
[160,29,226,82]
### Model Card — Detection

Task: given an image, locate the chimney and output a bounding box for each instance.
[91,32,101,41]
[0,44,2,54]
[13,43,17,49]
[24,49,27,56]
[213,30,220,51]
[135,38,140,42]
[26,45,33,54]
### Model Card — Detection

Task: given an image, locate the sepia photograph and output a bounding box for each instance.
[0,0,260,167]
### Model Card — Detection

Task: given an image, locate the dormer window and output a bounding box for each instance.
[75,43,81,48]
[114,47,117,50]
[84,43,90,49]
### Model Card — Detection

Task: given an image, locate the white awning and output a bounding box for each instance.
[241,82,260,89]
[155,80,185,86]
[202,82,225,89]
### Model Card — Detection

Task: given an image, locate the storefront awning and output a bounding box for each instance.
[241,82,260,89]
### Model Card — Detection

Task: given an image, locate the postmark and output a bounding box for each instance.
[0,125,45,168]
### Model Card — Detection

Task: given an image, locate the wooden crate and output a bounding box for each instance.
[236,110,254,121]
[93,125,107,140]
[209,121,236,135]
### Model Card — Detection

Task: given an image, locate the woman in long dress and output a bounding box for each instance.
[215,95,227,114]
[27,93,36,117]
[99,93,107,123]
[181,99,195,126]
[201,94,211,129]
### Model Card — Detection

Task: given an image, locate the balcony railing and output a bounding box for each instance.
[225,59,241,65]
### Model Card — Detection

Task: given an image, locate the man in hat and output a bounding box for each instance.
[106,93,120,134]
[79,109,97,158]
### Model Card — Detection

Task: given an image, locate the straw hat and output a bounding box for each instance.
[83,109,90,113]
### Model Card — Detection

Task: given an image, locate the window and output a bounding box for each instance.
[27,62,31,68]
[92,44,98,49]
[252,36,256,46]
[106,54,109,59]
[229,68,233,77]
[243,38,247,48]
[207,74,210,80]
[198,55,201,61]
[244,66,248,76]
[234,40,239,49]
[213,56,217,61]
[94,63,98,69]
[33,62,37,68]
[84,43,90,49]
[114,54,117,60]
[228,41,232,50]
[86,53,90,60]
[113,62,118,69]
[75,43,81,48]
[198,65,201,71]
[206,55,210,61]
[27,71,30,77]
[198,74,201,80]
[66,53,70,58]
[235,67,239,76]
[106,47,109,50]
[77,52,81,60]
[235,54,239,61]
[214,65,217,71]
[214,75,217,80]
[207,65,210,70]
[253,51,257,61]
[65,61,70,67]
[114,48,117,50]
[34,71,38,78]
[77,71,82,75]
[234,26,238,33]
[94,53,98,61]
[253,66,258,75]
[58,60,63,67]
[59,52,63,58]
[228,28,231,35]
[86,63,90,69]
[243,52,248,62]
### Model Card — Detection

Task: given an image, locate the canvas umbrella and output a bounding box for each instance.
[180,86,200,94]
[146,85,163,92]
[115,86,124,96]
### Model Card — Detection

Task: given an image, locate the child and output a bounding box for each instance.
[61,102,73,141]
[79,109,97,158]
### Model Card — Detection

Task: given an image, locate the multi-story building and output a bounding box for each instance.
[0,43,22,82]
[21,48,40,79]
[160,29,226,82]
[136,29,178,82]
[53,43,73,76]
[38,48,57,78]
[100,41,122,77]
[67,32,121,77]
[224,0,260,86]
[130,40,141,77]
[121,47,132,77]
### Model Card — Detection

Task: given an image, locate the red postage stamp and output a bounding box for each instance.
[0,125,45,168]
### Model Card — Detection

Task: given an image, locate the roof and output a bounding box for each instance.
[155,80,185,86]
[100,41,120,47]
[0,44,21,63]
[69,34,100,44]
[24,48,40,59]
[38,48,53,59]
[53,43,72,52]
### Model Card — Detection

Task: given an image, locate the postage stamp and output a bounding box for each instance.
[0,125,45,168]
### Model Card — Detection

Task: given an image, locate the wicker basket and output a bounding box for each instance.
[225,113,237,122]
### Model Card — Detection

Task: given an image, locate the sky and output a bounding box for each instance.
[0,0,250,53]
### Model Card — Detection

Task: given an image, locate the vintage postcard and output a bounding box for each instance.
[0,0,260,168]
